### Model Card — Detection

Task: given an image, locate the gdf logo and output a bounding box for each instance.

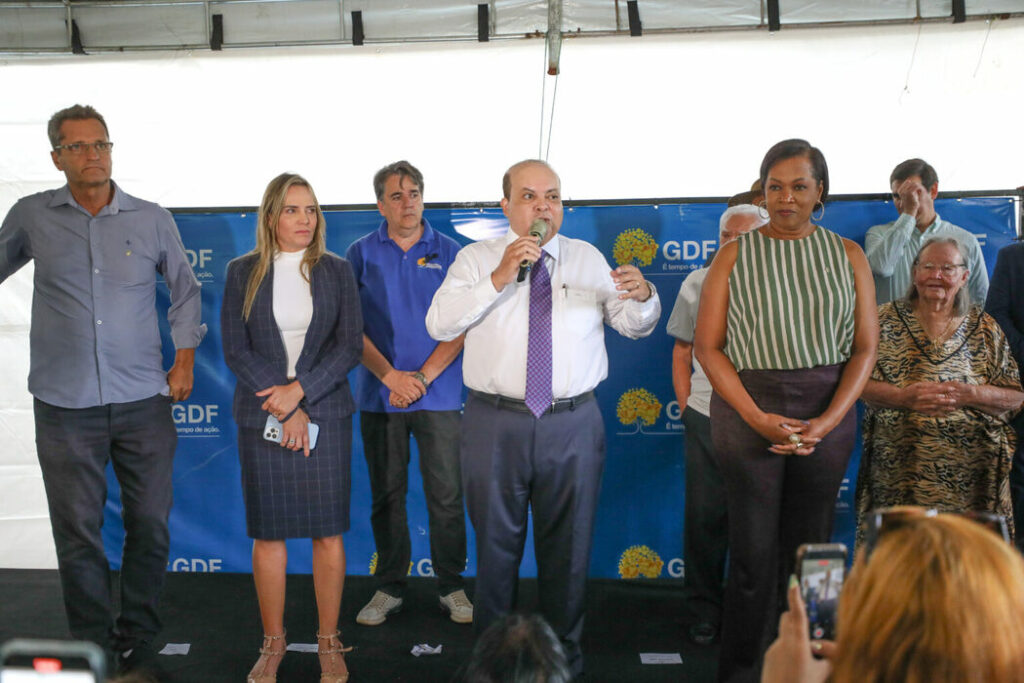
[170,557,223,572]
[172,404,219,424]
[661,239,717,264]
[184,248,213,269]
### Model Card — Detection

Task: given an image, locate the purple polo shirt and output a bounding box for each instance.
[346,219,463,412]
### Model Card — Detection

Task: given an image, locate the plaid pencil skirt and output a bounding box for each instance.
[238,416,352,540]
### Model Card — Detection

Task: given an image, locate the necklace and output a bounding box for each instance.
[917,310,961,346]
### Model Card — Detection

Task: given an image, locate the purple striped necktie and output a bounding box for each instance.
[525,252,553,418]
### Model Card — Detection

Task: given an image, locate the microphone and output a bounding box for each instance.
[517,219,550,283]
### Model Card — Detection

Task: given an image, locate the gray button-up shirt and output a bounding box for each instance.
[0,182,206,408]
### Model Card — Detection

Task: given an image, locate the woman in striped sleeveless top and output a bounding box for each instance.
[695,139,878,682]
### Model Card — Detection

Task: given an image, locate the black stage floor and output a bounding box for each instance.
[0,570,717,682]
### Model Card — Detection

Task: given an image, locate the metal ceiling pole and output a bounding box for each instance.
[204,1,211,45]
[547,0,561,76]
[64,1,73,54]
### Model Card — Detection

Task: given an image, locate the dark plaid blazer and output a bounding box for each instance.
[221,251,363,429]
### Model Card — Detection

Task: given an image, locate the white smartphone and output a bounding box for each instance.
[263,414,319,450]
[0,639,104,683]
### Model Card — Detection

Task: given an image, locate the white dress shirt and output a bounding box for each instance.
[426,230,661,399]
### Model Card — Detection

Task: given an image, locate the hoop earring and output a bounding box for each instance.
[757,200,769,220]
[812,201,825,221]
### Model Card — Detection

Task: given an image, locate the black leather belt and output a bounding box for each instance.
[469,389,595,415]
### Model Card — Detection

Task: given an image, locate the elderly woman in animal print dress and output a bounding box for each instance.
[858,236,1024,540]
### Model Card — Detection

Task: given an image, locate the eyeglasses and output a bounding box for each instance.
[916,262,966,275]
[53,141,114,155]
[863,506,1009,560]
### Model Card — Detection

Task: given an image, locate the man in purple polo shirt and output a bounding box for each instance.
[345,160,472,626]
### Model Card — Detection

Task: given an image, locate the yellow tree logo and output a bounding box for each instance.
[612,228,659,267]
[618,545,664,579]
[368,552,412,576]
[617,388,662,434]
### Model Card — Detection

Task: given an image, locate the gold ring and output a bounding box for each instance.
[788,433,801,444]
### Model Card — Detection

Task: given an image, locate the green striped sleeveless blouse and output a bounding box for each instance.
[725,227,856,371]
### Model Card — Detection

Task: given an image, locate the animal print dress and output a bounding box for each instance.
[856,300,1020,541]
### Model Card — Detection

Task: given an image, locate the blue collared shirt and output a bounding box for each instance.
[0,182,206,408]
[346,219,463,412]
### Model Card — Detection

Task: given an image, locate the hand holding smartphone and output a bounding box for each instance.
[263,414,319,450]
[795,543,847,641]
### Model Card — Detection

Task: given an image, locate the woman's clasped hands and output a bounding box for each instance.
[753,412,828,456]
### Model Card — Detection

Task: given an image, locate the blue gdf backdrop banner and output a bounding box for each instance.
[100,196,1017,579]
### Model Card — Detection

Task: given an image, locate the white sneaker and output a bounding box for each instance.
[439,589,473,624]
[356,591,403,626]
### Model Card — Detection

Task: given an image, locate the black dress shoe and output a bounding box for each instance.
[117,643,163,680]
[688,622,718,646]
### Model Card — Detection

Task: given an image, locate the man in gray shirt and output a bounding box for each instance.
[0,105,205,673]
[865,158,987,305]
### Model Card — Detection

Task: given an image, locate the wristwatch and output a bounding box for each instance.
[412,371,430,391]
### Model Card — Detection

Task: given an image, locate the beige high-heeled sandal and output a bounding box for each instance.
[247,631,287,683]
[316,630,353,683]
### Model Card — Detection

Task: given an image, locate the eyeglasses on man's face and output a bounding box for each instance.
[54,141,114,155]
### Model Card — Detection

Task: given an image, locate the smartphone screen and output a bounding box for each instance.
[799,555,844,640]
[1,642,103,683]
[1,656,97,683]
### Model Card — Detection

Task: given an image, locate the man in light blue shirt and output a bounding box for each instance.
[865,158,987,305]
[0,105,204,674]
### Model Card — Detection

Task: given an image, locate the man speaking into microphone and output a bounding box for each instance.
[426,159,660,676]
[517,218,548,281]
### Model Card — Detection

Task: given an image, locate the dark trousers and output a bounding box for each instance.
[461,393,605,678]
[33,394,177,651]
[682,406,728,625]
[360,410,466,596]
[711,365,854,683]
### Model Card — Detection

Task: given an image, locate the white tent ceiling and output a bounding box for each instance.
[2,0,1022,54]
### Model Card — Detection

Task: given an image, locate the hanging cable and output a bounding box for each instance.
[544,72,559,162]
[972,17,994,78]
[538,38,547,159]
[899,22,922,103]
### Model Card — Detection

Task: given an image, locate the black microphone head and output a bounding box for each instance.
[528,219,549,241]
